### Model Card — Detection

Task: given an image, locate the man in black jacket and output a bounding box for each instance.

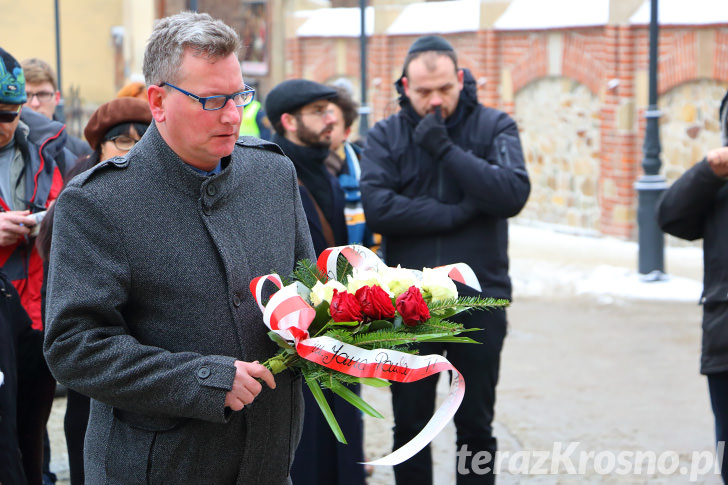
[657,89,728,483]
[265,80,348,256]
[360,35,530,484]
[265,79,366,485]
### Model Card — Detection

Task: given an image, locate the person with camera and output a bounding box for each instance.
[0,46,65,485]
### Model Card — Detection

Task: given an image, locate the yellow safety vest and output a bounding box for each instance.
[239,100,262,137]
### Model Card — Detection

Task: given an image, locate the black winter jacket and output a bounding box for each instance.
[0,269,44,485]
[360,69,530,299]
[657,159,728,374]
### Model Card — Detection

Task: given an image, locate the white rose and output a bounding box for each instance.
[380,265,419,298]
[422,267,458,302]
[310,279,347,306]
[346,268,391,296]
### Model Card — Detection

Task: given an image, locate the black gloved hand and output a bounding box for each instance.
[413,106,453,160]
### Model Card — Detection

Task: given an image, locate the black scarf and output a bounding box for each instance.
[272,133,334,220]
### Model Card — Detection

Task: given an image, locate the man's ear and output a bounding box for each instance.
[280,112,297,133]
[457,69,464,90]
[401,77,410,97]
[54,91,61,104]
[147,85,166,122]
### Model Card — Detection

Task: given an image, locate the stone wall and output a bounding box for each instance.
[515,77,602,232]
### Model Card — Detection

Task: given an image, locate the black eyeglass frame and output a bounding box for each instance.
[159,82,255,111]
[26,91,55,103]
[104,134,140,151]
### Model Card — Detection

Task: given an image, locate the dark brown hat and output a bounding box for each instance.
[84,97,152,150]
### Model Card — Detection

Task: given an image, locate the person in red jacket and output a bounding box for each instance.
[0,45,63,485]
[0,47,64,332]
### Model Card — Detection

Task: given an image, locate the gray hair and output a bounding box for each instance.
[143,11,241,87]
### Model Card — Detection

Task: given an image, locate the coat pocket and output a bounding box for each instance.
[106,408,185,484]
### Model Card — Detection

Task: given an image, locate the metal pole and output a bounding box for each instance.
[358,0,369,138]
[636,0,666,279]
[54,0,65,122]
[188,0,198,11]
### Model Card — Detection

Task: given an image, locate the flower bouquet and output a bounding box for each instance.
[250,245,508,465]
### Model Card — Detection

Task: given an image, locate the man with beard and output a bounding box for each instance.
[265,80,366,485]
[360,35,530,484]
[265,80,348,255]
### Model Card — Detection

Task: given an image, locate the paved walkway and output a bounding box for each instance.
[47,223,721,484]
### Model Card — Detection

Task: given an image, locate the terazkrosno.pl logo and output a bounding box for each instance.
[456,442,725,482]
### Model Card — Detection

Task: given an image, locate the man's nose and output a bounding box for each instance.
[221,98,242,124]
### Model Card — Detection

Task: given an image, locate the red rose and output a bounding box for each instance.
[396,286,430,327]
[329,289,363,322]
[355,285,395,321]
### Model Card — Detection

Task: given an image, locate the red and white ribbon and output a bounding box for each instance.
[435,263,482,292]
[318,245,482,292]
[296,336,464,466]
[249,245,482,465]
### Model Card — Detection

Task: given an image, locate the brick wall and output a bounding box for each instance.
[289,24,728,240]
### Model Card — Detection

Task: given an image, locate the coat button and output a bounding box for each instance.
[197,367,211,379]
[203,206,212,216]
[233,293,242,307]
[206,184,217,196]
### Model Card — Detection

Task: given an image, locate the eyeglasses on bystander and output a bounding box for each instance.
[26,91,55,103]
[104,135,141,151]
[0,105,21,123]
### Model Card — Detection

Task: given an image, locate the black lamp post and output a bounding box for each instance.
[54,0,65,122]
[358,0,369,138]
[636,0,667,279]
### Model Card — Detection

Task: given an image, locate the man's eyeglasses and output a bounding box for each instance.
[298,107,335,119]
[26,91,55,103]
[0,106,21,123]
[160,82,255,111]
[104,135,140,151]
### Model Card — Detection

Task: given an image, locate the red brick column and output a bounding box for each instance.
[480,29,499,109]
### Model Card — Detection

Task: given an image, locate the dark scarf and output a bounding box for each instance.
[272,133,334,220]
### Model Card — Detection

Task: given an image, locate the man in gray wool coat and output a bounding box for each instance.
[43,11,315,484]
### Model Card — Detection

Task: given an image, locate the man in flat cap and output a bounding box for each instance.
[360,35,531,484]
[0,45,66,485]
[266,80,366,485]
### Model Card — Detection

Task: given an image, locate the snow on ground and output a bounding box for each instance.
[509,223,703,303]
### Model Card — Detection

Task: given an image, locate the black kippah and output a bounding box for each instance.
[407,35,455,55]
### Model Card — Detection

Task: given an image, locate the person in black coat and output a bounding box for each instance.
[360,36,530,484]
[266,79,365,485]
[0,268,46,485]
[657,89,728,483]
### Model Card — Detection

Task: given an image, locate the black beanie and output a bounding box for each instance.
[407,35,455,55]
